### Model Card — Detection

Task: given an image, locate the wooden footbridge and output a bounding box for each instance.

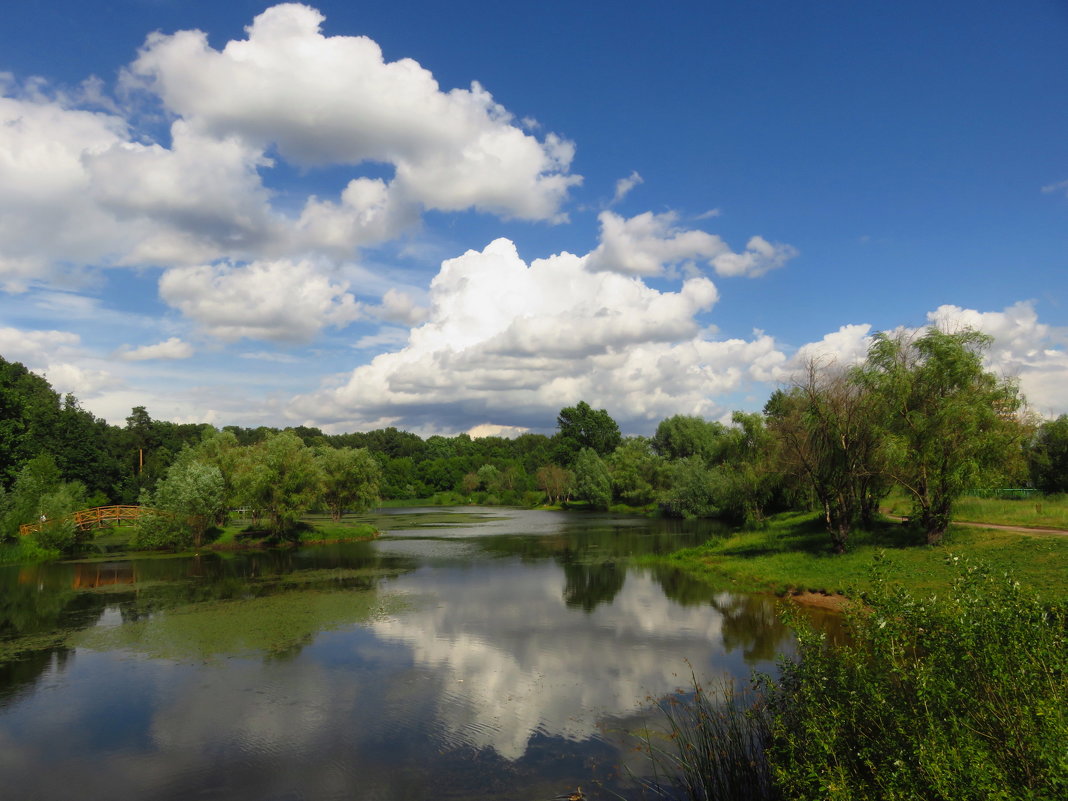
[19,505,157,537]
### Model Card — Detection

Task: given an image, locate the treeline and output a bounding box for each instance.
[2,326,1068,552]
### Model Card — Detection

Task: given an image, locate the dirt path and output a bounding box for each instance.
[883,513,1068,537]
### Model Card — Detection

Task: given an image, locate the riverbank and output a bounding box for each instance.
[643,511,1068,603]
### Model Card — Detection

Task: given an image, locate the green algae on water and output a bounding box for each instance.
[71,587,411,662]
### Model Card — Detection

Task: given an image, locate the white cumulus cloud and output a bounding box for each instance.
[159,258,362,343]
[127,3,579,220]
[586,210,797,278]
[287,237,785,433]
[116,337,194,361]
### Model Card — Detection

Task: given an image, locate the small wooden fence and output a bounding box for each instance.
[19,505,156,538]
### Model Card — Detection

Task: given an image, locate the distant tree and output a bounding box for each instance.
[536,464,572,505]
[315,446,380,521]
[607,437,664,506]
[713,411,786,527]
[192,430,243,522]
[1028,415,1068,494]
[32,480,87,552]
[136,453,225,549]
[1,454,63,539]
[236,432,323,540]
[661,456,718,519]
[572,448,612,509]
[554,401,622,464]
[857,328,1023,543]
[475,463,502,493]
[651,415,727,464]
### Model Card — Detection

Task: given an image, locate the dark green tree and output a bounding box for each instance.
[1028,415,1068,493]
[651,415,727,464]
[553,401,622,464]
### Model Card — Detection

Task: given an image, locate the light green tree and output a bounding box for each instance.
[314,446,380,521]
[607,436,664,506]
[134,452,225,550]
[572,447,612,510]
[236,432,323,540]
[651,415,727,464]
[535,464,572,505]
[858,328,1023,543]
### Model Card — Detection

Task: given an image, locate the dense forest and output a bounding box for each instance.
[2,327,1067,555]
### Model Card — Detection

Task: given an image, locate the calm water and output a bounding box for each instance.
[0,508,817,800]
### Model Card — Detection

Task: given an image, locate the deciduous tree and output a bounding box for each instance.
[858,328,1022,543]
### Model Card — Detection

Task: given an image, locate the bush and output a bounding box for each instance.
[131,512,193,550]
[640,558,1067,801]
[766,556,1067,800]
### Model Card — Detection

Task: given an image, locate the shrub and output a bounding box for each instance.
[766,556,1067,800]
[640,558,1067,801]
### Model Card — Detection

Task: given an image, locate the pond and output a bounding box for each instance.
[0,507,824,800]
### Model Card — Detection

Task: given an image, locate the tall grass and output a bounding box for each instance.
[634,675,776,801]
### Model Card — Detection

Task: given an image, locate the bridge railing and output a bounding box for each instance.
[19,505,156,537]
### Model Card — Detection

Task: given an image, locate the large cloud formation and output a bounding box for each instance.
[288,238,787,432]
[0,3,581,338]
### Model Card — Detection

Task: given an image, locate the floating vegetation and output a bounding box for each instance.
[70,586,411,662]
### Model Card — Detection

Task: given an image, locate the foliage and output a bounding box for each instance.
[536,464,572,505]
[1029,414,1068,494]
[607,436,664,506]
[315,446,380,521]
[143,452,226,548]
[235,432,323,540]
[765,558,1068,800]
[1,454,62,539]
[30,480,86,552]
[713,411,786,528]
[572,447,612,509]
[858,328,1023,543]
[661,456,719,519]
[651,415,728,464]
[554,400,622,464]
[768,362,886,552]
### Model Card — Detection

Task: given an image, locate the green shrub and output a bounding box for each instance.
[641,557,1067,801]
[766,556,1067,801]
[131,512,193,550]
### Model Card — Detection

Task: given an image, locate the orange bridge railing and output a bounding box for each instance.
[19,505,158,537]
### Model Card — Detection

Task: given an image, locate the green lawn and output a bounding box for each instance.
[649,511,1068,602]
[882,489,1068,529]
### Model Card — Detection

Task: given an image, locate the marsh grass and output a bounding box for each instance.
[634,675,777,801]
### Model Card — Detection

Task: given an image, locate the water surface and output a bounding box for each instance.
[0,508,808,800]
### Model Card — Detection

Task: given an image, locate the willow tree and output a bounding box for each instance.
[236,432,323,540]
[858,328,1022,543]
[315,446,381,521]
[768,362,885,552]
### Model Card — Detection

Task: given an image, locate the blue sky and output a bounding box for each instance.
[1,0,1066,435]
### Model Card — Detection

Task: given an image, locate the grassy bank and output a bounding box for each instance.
[882,489,1068,529]
[646,511,1068,602]
[210,514,378,549]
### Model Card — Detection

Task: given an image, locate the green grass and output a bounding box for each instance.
[882,489,1068,529]
[211,514,379,549]
[0,538,60,564]
[647,511,1068,602]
